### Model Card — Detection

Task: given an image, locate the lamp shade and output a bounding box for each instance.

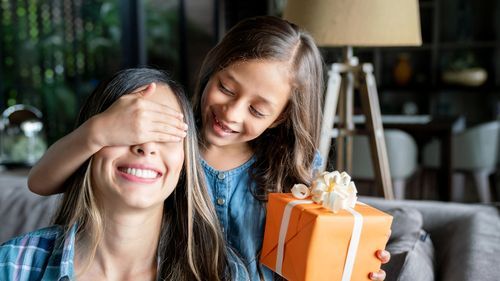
[283,0,422,47]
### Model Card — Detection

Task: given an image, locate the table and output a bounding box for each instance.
[353,115,466,201]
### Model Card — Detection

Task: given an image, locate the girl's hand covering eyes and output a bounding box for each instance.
[92,83,188,148]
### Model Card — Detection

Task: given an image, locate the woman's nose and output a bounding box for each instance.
[131,143,157,156]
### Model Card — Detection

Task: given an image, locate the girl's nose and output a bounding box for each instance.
[223,101,245,123]
[131,143,157,156]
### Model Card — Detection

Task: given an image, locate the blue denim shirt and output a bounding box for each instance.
[201,157,271,280]
[201,153,322,281]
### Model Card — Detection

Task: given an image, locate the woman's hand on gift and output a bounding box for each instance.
[369,250,391,280]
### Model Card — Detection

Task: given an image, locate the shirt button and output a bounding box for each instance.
[217,172,226,180]
[217,197,225,205]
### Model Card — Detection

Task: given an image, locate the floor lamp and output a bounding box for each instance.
[283,0,422,199]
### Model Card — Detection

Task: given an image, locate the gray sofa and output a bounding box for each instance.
[0,171,59,242]
[361,196,500,281]
[1,171,499,281]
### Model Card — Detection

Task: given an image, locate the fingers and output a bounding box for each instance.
[148,110,188,132]
[106,84,189,144]
[128,83,186,121]
[377,250,391,264]
[369,269,386,281]
[132,89,185,121]
[132,109,188,143]
[151,132,184,143]
[151,103,184,121]
[369,250,390,281]
[150,122,188,141]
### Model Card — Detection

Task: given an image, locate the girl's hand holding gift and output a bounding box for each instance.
[370,250,391,280]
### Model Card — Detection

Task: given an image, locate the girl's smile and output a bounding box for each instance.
[211,111,240,136]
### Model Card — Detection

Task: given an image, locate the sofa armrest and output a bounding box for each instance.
[360,196,500,281]
[439,212,500,281]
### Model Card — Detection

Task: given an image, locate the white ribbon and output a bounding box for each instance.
[291,183,311,199]
[342,206,363,281]
[276,199,313,275]
[275,200,363,281]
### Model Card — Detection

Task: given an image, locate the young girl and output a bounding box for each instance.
[2,68,247,281]
[28,17,390,280]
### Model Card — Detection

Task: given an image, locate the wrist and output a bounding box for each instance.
[83,115,106,153]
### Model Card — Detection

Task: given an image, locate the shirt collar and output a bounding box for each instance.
[59,223,77,280]
[42,224,77,281]
[200,155,256,176]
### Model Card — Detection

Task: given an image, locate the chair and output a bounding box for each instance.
[422,120,500,203]
[351,129,418,199]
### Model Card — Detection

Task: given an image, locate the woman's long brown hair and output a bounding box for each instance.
[53,68,236,280]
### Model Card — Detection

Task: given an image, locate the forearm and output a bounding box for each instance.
[28,116,102,195]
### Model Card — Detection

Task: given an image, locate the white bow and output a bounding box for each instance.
[310,171,358,213]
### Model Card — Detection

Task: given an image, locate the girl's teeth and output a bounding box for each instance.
[124,168,158,179]
[215,117,235,133]
[221,125,233,133]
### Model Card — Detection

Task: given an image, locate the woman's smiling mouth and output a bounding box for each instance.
[117,166,163,183]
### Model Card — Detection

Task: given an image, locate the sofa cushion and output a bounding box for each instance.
[0,173,59,243]
[382,207,435,281]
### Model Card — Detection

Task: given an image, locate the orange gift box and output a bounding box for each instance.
[260,193,392,281]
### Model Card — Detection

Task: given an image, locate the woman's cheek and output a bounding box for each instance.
[166,150,185,175]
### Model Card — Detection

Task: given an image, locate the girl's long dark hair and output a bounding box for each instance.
[193,16,324,200]
[53,68,234,280]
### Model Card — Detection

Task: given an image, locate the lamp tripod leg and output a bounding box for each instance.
[319,65,342,171]
[359,63,394,200]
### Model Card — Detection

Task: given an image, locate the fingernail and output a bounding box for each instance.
[370,272,380,280]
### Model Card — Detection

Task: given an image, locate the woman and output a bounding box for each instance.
[0,68,248,281]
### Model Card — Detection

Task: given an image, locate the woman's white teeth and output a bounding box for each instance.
[124,168,158,179]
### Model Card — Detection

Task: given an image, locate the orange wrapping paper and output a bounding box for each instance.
[260,193,393,281]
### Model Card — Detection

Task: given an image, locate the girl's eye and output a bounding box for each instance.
[250,106,265,118]
[218,82,234,96]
